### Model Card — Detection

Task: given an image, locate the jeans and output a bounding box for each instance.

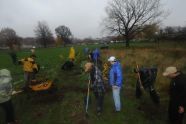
[24,72,34,88]
[112,86,121,111]
[136,80,160,104]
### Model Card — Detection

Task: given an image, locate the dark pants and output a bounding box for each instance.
[24,72,34,88]
[61,61,74,70]
[0,100,15,123]
[136,80,160,104]
[168,101,184,124]
[10,53,17,65]
[94,92,104,113]
[93,59,103,71]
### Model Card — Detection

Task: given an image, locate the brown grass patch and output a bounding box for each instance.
[101,46,186,92]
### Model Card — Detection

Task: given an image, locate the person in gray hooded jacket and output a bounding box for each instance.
[0,69,15,124]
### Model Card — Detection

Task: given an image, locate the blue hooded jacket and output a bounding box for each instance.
[93,49,100,61]
[109,61,123,87]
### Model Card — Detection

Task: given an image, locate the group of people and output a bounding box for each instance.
[0,46,39,124]
[83,48,186,124]
[0,46,186,124]
[84,55,123,115]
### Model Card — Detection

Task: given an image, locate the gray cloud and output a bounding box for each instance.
[162,0,186,26]
[0,0,186,38]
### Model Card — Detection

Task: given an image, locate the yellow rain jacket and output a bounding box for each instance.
[69,47,75,60]
[20,57,35,72]
[103,62,109,80]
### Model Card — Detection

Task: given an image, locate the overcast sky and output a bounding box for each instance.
[0,0,186,39]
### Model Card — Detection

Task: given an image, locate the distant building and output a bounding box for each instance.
[21,37,37,48]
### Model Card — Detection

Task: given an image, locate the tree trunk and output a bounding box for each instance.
[126,39,129,47]
[44,42,47,48]
[125,35,130,47]
[43,39,47,48]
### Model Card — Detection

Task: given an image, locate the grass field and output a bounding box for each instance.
[0,41,186,124]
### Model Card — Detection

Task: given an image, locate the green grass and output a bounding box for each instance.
[0,42,186,124]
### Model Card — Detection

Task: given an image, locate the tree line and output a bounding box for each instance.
[159,26,186,41]
[0,21,72,49]
[1,0,185,49]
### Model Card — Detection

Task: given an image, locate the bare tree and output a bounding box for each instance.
[103,0,165,47]
[55,25,72,46]
[0,28,20,48]
[34,21,54,48]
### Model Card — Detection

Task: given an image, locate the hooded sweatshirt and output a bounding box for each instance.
[109,61,123,87]
[0,69,13,103]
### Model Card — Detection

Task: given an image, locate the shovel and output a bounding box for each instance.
[136,64,144,90]
[85,77,91,117]
[12,90,23,95]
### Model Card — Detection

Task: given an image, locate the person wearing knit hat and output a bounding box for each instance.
[84,62,93,73]
[84,62,105,115]
[163,66,186,124]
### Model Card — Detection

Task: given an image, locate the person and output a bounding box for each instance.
[19,55,39,90]
[61,47,75,70]
[69,47,75,62]
[108,56,123,112]
[9,44,18,65]
[92,48,103,70]
[84,62,105,115]
[135,67,160,105]
[102,62,110,81]
[163,67,186,124]
[61,60,74,70]
[92,48,100,63]
[30,46,36,57]
[0,69,16,124]
[83,47,89,55]
[88,50,94,62]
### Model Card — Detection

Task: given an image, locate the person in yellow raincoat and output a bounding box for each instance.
[69,47,75,61]
[19,56,39,90]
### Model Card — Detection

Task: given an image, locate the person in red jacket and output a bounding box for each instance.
[163,67,186,124]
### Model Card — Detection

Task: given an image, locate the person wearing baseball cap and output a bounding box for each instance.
[108,56,123,112]
[30,46,36,58]
[163,66,186,124]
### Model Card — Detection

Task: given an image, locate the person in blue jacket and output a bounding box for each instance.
[108,56,123,112]
[92,48,104,70]
[92,48,100,62]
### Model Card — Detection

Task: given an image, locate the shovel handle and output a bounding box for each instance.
[136,65,144,90]
[12,90,23,95]
[85,77,91,113]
